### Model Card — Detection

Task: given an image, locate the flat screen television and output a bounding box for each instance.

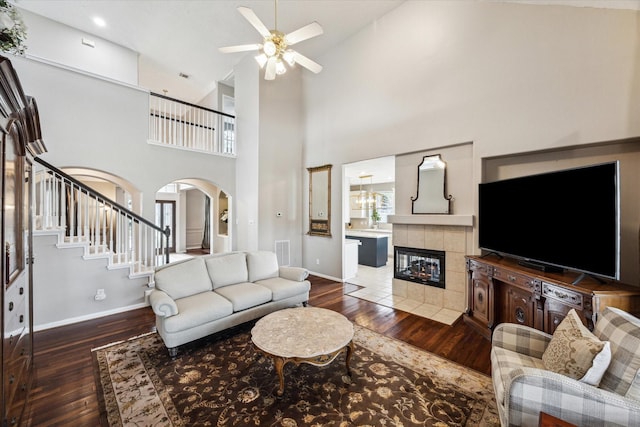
[478,161,620,281]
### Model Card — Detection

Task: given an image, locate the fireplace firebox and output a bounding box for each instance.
[394,246,446,288]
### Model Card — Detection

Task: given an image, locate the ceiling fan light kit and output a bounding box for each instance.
[219,0,323,80]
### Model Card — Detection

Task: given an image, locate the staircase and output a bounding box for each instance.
[32,157,171,284]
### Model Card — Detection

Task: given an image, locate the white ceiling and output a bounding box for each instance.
[17,1,639,104]
[16,0,639,184]
[18,0,405,103]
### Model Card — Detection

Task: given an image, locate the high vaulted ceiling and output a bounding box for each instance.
[17,1,639,104]
[17,0,404,102]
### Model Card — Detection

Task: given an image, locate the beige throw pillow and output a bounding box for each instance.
[542,309,606,380]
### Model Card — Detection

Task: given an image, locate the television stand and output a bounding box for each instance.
[572,272,606,286]
[480,251,503,259]
[517,259,563,274]
[463,255,640,339]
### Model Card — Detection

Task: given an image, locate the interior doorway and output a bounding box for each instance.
[155,200,176,253]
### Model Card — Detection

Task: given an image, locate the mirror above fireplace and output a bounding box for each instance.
[411,154,452,214]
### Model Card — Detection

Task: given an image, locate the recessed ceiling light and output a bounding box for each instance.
[93,16,106,27]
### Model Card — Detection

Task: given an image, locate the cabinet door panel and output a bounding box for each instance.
[506,285,535,328]
[471,271,490,324]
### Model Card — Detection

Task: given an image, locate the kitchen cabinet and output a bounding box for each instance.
[346,232,388,267]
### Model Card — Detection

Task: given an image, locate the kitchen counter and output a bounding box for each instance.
[346,233,388,267]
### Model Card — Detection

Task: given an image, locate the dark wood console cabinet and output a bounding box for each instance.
[464,255,640,339]
[0,56,46,427]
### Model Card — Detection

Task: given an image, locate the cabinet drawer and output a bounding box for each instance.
[492,267,534,290]
[468,259,491,275]
[542,282,583,309]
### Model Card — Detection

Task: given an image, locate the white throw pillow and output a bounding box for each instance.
[579,340,611,386]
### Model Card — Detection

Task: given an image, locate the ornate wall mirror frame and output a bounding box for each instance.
[411,154,452,214]
[307,164,332,237]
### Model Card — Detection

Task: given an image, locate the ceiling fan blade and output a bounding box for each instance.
[238,6,271,38]
[285,22,323,45]
[218,44,261,53]
[264,57,277,80]
[292,51,323,74]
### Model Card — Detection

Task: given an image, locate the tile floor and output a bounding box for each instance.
[345,258,462,325]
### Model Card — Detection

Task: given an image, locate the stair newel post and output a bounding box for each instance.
[164,225,171,265]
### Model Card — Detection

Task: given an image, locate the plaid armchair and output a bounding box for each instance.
[491,307,640,426]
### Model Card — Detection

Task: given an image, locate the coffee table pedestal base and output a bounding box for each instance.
[259,340,354,396]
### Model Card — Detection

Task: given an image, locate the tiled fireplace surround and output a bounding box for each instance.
[391,221,472,318]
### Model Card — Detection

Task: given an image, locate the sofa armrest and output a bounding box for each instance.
[149,289,179,317]
[505,367,640,426]
[492,322,551,359]
[279,266,309,282]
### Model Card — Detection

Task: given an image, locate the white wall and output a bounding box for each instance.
[33,235,149,329]
[12,56,236,223]
[20,9,138,85]
[12,56,237,327]
[301,1,640,280]
[233,57,306,262]
[234,55,260,252]
[257,68,305,265]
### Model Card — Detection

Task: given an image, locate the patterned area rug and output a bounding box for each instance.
[93,322,499,426]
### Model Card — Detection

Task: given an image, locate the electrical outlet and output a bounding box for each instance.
[316,258,320,265]
[94,289,106,301]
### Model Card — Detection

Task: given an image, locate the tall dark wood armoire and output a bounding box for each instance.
[0,56,46,426]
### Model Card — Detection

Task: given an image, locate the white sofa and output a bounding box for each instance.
[149,251,311,356]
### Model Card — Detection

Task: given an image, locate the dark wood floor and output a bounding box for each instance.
[22,275,491,426]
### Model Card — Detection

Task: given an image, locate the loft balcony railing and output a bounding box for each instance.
[33,157,171,275]
[148,92,236,156]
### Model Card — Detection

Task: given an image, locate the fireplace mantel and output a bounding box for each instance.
[387,214,473,227]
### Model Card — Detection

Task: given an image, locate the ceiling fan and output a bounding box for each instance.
[219,0,323,80]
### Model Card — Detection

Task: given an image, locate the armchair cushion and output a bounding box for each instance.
[626,369,640,401]
[594,306,640,396]
[541,309,607,381]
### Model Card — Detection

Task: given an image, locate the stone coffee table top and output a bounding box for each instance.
[251,306,354,395]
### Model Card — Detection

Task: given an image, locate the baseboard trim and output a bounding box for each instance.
[34,302,149,332]
[308,270,342,282]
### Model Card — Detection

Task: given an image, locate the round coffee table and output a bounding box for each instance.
[251,307,354,396]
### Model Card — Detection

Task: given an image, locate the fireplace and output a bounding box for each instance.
[394,246,446,288]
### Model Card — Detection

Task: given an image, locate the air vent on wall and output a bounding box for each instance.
[275,240,290,266]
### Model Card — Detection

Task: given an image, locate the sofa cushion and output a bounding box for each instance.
[594,306,640,395]
[255,277,310,301]
[491,346,546,405]
[204,252,249,289]
[246,251,279,282]
[214,282,272,312]
[163,291,233,333]
[154,257,212,300]
[542,309,606,380]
